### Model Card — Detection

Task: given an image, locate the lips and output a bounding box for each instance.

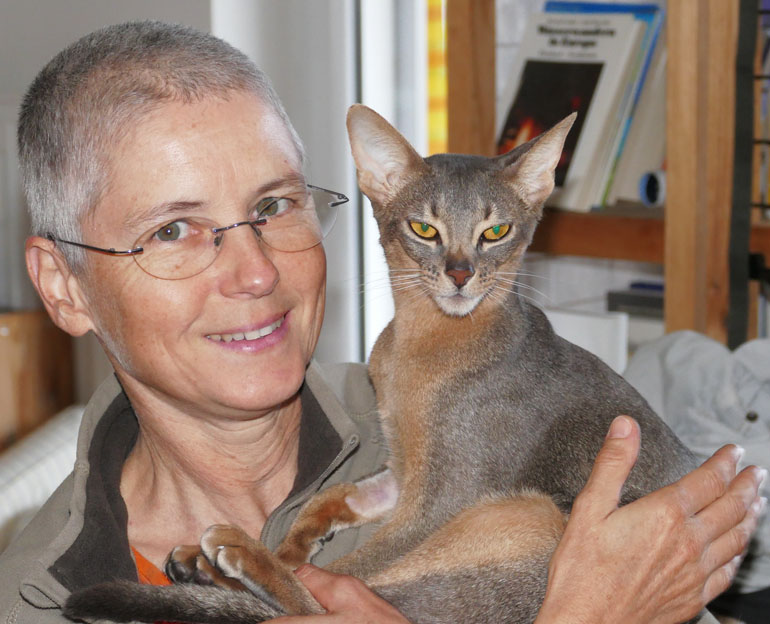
[207,315,285,343]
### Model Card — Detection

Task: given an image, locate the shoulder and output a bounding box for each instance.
[305,359,386,476]
[0,477,73,622]
[306,360,377,417]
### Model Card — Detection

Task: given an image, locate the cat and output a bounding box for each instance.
[65,104,697,624]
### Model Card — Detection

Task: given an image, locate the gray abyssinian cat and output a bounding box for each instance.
[65,105,697,624]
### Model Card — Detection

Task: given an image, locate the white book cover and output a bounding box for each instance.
[606,44,666,206]
[497,11,643,212]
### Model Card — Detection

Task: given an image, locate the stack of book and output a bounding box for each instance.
[496,2,665,213]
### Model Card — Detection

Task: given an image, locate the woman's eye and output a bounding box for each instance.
[410,221,439,239]
[481,224,510,241]
[154,221,190,242]
[256,197,291,219]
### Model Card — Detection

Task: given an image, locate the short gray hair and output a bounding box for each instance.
[18,20,305,269]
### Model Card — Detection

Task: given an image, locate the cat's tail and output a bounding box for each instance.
[64,580,286,624]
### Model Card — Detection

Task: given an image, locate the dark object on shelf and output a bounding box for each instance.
[607,286,663,320]
[749,252,770,285]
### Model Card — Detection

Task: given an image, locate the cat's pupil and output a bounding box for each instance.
[493,225,501,235]
[421,223,429,233]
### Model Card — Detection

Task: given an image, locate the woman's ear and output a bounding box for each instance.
[25,236,96,337]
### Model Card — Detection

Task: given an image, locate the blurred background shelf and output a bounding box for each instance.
[0,310,74,450]
[449,0,762,345]
[531,207,770,265]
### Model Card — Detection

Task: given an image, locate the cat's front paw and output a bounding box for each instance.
[199,524,323,616]
[165,544,202,583]
[166,542,248,590]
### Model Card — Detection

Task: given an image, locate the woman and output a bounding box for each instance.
[0,21,763,624]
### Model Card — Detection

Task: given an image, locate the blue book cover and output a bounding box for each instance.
[544,2,664,208]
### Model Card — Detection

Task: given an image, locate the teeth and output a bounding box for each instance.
[208,317,283,343]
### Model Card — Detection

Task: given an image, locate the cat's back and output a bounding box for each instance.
[498,302,696,503]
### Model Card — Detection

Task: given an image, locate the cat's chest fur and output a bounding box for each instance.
[368,296,530,493]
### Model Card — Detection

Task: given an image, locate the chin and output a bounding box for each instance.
[434,293,484,317]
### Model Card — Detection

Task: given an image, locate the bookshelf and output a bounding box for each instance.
[446,0,766,345]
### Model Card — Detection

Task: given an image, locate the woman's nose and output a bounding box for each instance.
[215,224,279,297]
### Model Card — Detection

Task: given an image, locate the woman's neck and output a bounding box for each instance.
[118,383,302,570]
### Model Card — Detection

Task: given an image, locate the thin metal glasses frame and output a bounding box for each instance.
[46,184,349,258]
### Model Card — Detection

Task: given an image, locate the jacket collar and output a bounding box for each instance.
[20,361,363,607]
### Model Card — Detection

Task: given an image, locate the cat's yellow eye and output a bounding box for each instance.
[481,224,510,241]
[410,221,439,239]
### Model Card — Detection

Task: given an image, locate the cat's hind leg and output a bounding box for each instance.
[366,491,567,624]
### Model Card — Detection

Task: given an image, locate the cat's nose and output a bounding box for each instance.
[446,262,474,287]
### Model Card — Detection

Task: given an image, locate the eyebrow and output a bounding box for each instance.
[121,173,308,232]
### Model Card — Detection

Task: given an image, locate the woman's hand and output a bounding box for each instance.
[272,565,412,623]
[536,415,766,624]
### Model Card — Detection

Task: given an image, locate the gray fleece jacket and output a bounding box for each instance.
[0,360,387,623]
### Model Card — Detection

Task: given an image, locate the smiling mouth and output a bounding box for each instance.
[207,316,285,343]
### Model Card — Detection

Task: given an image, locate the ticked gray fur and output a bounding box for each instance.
[64,106,697,624]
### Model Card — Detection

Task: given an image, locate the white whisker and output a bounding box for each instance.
[494,278,550,302]
[493,284,542,307]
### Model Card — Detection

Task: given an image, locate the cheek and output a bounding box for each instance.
[82,260,198,369]
[278,245,326,342]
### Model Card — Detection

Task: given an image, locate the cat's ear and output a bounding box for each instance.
[499,113,576,208]
[346,104,426,204]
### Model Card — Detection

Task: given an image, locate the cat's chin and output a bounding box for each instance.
[433,293,484,317]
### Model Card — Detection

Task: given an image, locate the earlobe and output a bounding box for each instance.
[25,236,96,337]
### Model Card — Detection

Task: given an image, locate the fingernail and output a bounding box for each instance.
[758,467,768,490]
[607,416,632,439]
[733,445,746,463]
[294,564,316,579]
[757,497,768,517]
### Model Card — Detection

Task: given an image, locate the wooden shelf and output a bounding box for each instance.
[530,207,664,264]
[531,208,770,264]
[0,310,74,449]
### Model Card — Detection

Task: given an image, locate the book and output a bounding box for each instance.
[605,40,666,206]
[497,10,644,212]
[542,2,665,209]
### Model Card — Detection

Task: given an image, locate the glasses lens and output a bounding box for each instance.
[133,219,219,280]
[128,186,348,279]
[257,186,347,252]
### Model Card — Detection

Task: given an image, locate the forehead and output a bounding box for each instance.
[90,92,303,228]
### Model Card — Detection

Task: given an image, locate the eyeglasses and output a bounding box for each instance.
[48,184,348,280]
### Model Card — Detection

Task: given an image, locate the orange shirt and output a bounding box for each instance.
[132,547,172,585]
[133,547,177,624]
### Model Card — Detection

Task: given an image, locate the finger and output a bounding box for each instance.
[702,554,743,605]
[294,565,338,608]
[705,494,766,571]
[668,445,743,516]
[571,416,641,519]
[294,565,370,612]
[694,465,765,542]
